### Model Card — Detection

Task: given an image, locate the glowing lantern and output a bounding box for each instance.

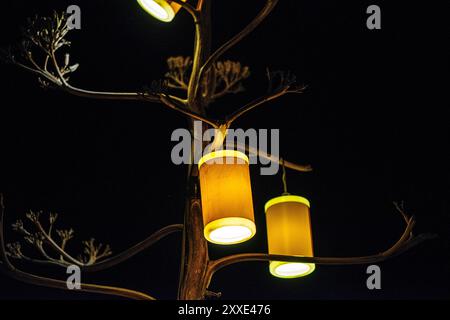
[198,150,256,245]
[265,195,315,278]
[137,0,187,23]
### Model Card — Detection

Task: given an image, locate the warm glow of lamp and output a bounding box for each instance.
[198,150,256,245]
[137,0,187,22]
[265,195,315,278]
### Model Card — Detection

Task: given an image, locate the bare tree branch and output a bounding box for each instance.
[8,209,183,273]
[193,0,279,100]
[244,143,313,172]
[2,12,186,104]
[12,48,208,124]
[159,94,219,128]
[6,241,72,268]
[226,85,306,127]
[204,134,313,172]
[0,194,155,300]
[8,210,112,267]
[206,206,437,285]
[83,224,183,272]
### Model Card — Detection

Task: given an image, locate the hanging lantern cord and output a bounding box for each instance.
[281,158,290,196]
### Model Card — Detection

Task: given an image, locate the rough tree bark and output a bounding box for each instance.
[178,0,212,300]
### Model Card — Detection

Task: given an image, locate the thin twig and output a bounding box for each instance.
[394,201,413,239]
[394,201,410,225]
[166,74,189,90]
[32,219,84,266]
[281,159,288,194]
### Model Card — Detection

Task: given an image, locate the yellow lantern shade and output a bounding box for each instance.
[137,0,187,22]
[198,150,256,245]
[265,195,315,278]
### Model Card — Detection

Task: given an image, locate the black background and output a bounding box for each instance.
[0,0,448,300]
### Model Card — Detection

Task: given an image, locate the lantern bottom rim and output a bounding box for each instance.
[204,217,256,245]
[137,0,176,22]
[270,260,315,278]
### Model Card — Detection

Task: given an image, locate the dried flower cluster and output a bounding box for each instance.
[6,210,112,268]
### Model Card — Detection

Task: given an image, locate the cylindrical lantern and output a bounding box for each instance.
[198,150,256,245]
[137,0,187,23]
[265,195,315,278]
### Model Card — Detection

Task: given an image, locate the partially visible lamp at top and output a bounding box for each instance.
[264,161,315,278]
[137,0,187,22]
[198,150,256,245]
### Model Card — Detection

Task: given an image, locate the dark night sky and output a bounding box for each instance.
[0,1,448,300]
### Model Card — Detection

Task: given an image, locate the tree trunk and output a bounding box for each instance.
[178,195,209,299]
[178,0,212,300]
